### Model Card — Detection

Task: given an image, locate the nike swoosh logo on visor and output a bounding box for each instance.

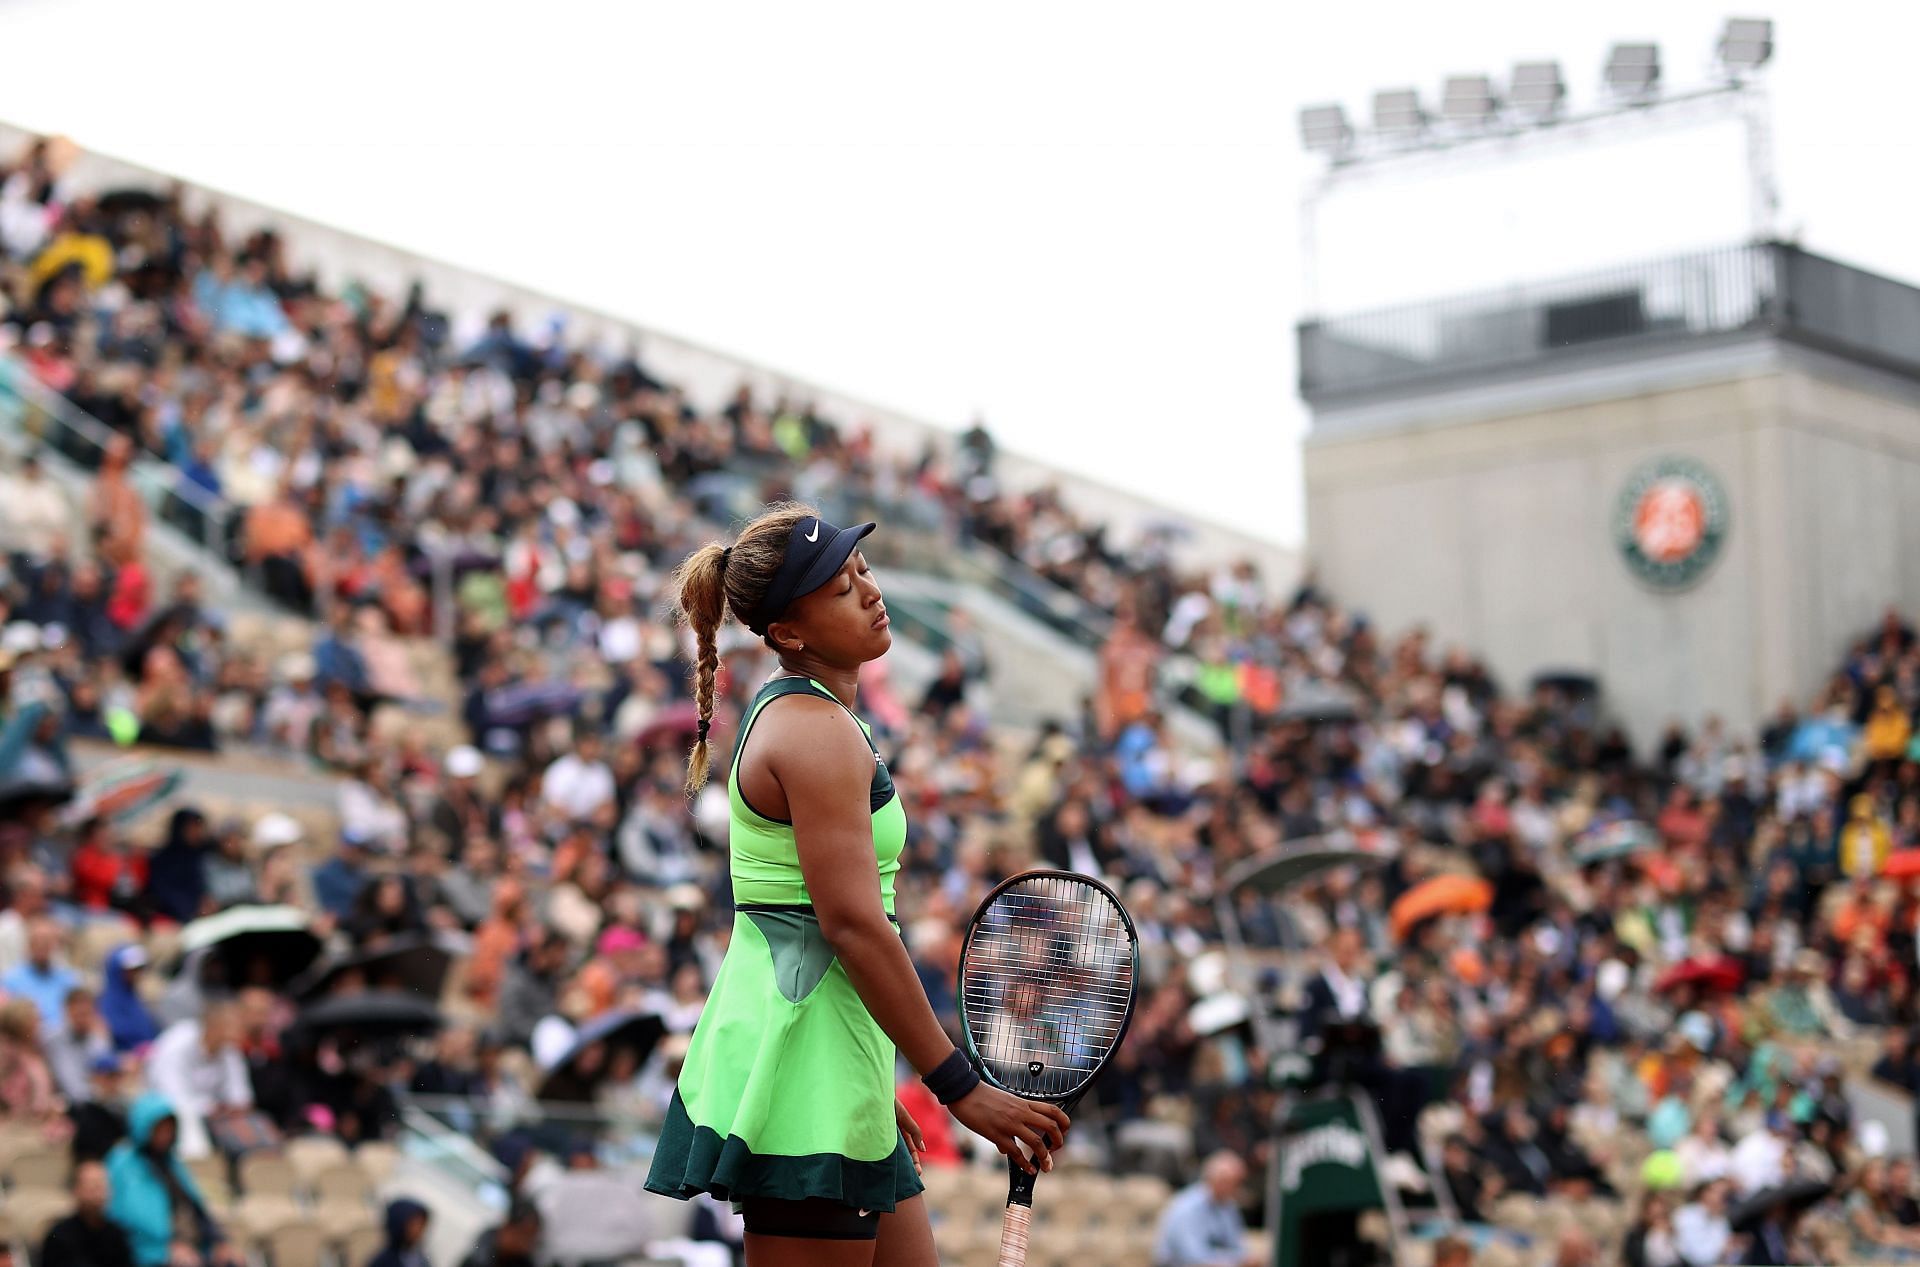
[805,521,820,542]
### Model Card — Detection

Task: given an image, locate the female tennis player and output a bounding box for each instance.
[644,504,1071,1266]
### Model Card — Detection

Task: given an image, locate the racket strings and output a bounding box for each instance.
[961,874,1135,1099]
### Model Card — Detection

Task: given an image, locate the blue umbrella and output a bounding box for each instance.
[484,679,583,727]
[1788,717,1856,766]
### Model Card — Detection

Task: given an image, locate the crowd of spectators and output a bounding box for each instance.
[1191,594,1920,1267]
[6,132,1920,1267]
[0,135,1161,639]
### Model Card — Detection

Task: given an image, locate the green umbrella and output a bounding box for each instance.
[178,905,312,954]
[1572,820,1659,866]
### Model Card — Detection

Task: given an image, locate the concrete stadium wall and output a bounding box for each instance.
[0,121,1297,583]
[1303,343,1920,749]
[1774,367,1920,695]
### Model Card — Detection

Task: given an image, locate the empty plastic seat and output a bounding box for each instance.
[8,1148,70,1193]
[1035,1185,1103,1236]
[352,1142,399,1187]
[7,1191,74,1246]
[184,1154,229,1195]
[1095,1228,1156,1267]
[310,1163,372,1206]
[266,1223,326,1267]
[0,1126,45,1174]
[285,1137,350,1184]
[931,1217,979,1258]
[231,1194,304,1241]
[340,1223,384,1267]
[957,1244,1002,1267]
[239,1153,297,1198]
[73,922,137,977]
[314,1200,377,1237]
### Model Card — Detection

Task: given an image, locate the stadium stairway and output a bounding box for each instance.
[4,360,468,838]
[1,353,273,623]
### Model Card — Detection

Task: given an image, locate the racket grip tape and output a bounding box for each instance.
[995,1202,1032,1267]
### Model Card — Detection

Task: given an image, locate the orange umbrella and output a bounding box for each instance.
[1448,946,1487,987]
[1638,853,1685,893]
[1390,875,1494,940]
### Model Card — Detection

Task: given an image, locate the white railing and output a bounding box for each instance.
[0,353,250,581]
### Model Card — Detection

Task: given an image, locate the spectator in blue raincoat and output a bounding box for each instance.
[98,945,158,1053]
[104,1093,236,1267]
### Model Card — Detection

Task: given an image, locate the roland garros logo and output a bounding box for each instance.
[1613,457,1729,590]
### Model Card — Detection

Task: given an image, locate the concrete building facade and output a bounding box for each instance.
[1300,243,1920,748]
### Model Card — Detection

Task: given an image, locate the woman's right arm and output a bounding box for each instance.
[776,700,1070,1172]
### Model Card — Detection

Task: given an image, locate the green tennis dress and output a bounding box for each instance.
[644,676,924,1212]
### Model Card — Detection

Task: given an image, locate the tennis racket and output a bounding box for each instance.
[957,869,1140,1267]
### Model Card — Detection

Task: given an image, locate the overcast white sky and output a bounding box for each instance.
[2,0,1915,547]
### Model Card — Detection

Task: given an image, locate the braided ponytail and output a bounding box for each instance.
[674,542,729,794]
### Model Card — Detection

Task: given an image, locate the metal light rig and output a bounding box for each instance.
[1295,17,1779,316]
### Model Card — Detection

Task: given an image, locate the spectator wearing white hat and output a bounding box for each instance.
[0,453,70,564]
[1,622,43,661]
[247,813,303,854]
[427,745,496,848]
[260,654,322,755]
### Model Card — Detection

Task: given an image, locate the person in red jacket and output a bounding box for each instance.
[70,818,148,916]
[892,1076,960,1169]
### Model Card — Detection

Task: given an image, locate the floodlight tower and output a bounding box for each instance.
[1295,17,1778,314]
[1292,14,1920,756]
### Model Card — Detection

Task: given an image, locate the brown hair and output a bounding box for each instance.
[672,502,820,794]
[0,998,40,1044]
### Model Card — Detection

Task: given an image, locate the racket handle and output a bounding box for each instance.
[995,1202,1032,1267]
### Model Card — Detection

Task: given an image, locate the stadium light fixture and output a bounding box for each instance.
[1298,104,1354,156]
[1371,88,1428,139]
[1440,75,1498,126]
[1604,42,1661,103]
[1508,62,1566,121]
[1718,18,1773,73]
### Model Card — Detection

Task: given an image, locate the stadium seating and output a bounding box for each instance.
[5,1191,73,1247]
[238,1153,298,1200]
[5,1149,68,1193]
[339,1223,385,1267]
[263,1221,326,1267]
[284,1135,349,1185]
